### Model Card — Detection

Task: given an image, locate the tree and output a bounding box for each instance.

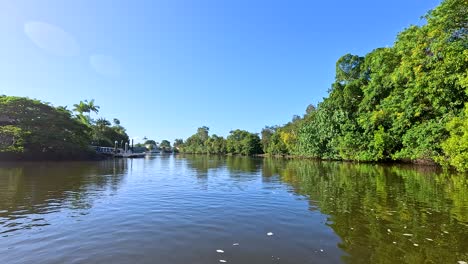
[226,129,262,155]
[72,100,89,115]
[174,139,184,148]
[144,139,157,145]
[438,105,468,172]
[197,126,209,142]
[261,126,276,154]
[305,104,316,115]
[95,118,111,129]
[0,96,93,159]
[160,140,171,151]
[0,125,27,153]
[86,99,100,119]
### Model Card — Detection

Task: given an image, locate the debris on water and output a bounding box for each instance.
[403,233,413,237]
[267,232,274,236]
[320,249,324,252]
[457,261,467,264]
[216,250,224,253]
[393,241,397,244]
[413,243,419,247]
[232,243,239,246]
[425,238,433,241]
[387,229,392,233]
[404,226,407,229]
[443,231,449,234]
[219,260,227,263]
[350,227,354,230]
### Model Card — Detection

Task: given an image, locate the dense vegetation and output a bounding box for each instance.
[0,96,129,160]
[178,0,468,171]
[177,126,262,156]
[288,0,467,172]
[1,0,466,171]
[293,0,466,162]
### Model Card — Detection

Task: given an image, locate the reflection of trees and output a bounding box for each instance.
[225,156,261,174]
[268,159,468,264]
[177,154,225,178]
[0,160,127,233]
[179,155,263,181]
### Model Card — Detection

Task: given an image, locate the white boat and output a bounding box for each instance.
[114,143,146,158]
[114,151,145,158]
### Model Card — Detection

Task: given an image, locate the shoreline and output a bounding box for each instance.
[178,152,443,168]
[1,152,450,172]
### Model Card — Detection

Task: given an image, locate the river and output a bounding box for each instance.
[0,155,467,263]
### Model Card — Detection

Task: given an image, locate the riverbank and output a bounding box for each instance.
[177,152,443,170]
[253,153,439,165]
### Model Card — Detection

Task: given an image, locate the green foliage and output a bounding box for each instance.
[179,127,261,156]
[264,0,467,170]
[0,96,129,160]
[90,117,129,147]
[393,120,446,160]
[0,125,27,153]
[0,96,93,159]
[179,126,213,154]
[69,100,129,148]
[439,105,468,172]
[226,129,262,156]
[261,126,276,154]
[160,140,172,151]
[204,134,227,154]
[145,139,157,145]
[173,139,184,149]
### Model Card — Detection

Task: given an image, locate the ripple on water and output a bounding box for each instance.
[0,157,466,264]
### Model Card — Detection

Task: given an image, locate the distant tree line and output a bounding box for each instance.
[176,126,262,156]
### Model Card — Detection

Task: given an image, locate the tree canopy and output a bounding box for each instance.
[259,0,468,171]
[0,96,130,160]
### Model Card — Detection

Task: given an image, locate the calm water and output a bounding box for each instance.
[0,155,467,264]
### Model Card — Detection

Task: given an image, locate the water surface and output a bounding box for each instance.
[0,155,467,263]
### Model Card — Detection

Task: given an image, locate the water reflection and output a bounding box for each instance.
[0,160,127,234]
[178,154,226,177]
[226,156,262,174]
[267,159,468,263]
[0,156,466,263]
[182,156,468,263]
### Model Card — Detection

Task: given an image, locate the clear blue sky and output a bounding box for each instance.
[0,0,441,143]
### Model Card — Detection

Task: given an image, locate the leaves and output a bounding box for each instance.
[262,0,467,169]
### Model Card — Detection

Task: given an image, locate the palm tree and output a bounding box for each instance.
[73,101,89,115]
[95,118,111,130]
[72,101,91,125]
[86,99,100,120]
